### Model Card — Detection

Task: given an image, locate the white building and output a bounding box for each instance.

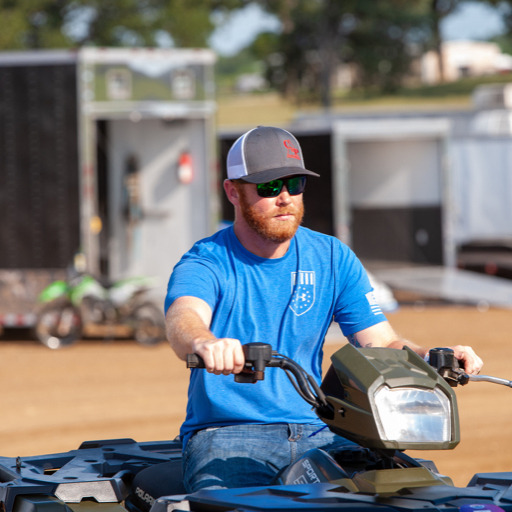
[421,40,512,84]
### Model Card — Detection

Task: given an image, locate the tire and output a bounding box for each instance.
[132,302,165,346]
[35,301,82,349]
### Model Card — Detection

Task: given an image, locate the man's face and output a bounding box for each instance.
[235,180,304,243]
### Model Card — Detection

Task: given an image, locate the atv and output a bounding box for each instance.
[1,343,511,512]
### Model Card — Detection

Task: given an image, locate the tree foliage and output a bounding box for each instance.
[250,0,468,104]
[0,0,238,49]
[1,0,510,105]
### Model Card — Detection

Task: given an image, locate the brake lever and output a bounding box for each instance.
[428,347,512,388]
[237,342,274,382]
[428,347,469,386]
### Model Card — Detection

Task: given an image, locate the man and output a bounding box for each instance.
[165,125,482,492]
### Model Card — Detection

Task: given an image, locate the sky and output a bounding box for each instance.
[209,2,507,57]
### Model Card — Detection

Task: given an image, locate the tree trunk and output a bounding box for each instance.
[432,0,446,83]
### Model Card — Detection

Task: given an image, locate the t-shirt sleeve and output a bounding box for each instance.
[332,243,386,336]
[164,257,220,313]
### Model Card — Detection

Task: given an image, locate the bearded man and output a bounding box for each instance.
[164,125,482,493]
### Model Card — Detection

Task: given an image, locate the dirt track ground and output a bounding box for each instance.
[1,305,512,488]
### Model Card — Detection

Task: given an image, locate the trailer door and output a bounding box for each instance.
[99,117,213,289]
[332,119,453,266]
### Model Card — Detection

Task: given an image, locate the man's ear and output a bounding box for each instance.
[224,179,240,206]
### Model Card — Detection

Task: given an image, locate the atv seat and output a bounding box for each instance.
[125,459,186,512]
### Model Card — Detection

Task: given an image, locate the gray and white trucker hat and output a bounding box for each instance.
[226,126,320,183]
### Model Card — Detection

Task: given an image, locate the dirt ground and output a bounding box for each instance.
[1,305,511,488]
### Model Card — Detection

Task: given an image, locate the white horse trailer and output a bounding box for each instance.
[0,47,217,327]
[330,118,454,267]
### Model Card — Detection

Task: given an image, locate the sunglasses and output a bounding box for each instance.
[256,176,307,198]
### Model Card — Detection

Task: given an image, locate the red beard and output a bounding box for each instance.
[238,187,304,243]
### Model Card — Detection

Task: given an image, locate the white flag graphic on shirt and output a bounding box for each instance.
[289,271,315,316]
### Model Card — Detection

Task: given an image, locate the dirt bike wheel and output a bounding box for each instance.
[132,302,165,346]
[35,302,82,349]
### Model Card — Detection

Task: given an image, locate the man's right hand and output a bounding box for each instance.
[193,337,245,375]
[166,296,245,375]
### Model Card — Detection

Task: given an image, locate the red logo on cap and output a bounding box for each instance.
[283,139,300,160]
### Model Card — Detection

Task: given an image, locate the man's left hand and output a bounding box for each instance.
[448,345,483,375]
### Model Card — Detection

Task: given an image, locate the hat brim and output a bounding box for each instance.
[238,167,320,184]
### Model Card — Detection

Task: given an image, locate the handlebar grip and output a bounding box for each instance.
[185,343,274,383]
[186,353,205,368]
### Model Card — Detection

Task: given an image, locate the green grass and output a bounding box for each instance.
[216,92,297,128]
[216,72,512,128]
[340,73,512,101]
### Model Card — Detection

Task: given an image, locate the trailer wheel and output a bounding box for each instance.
[35,302,82,349]
[132,302,165,346]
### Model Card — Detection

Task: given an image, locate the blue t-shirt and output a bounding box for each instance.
[165,226,386,444]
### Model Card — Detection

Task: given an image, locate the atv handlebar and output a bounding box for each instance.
[187,343,512,403]
[186,342,329,408]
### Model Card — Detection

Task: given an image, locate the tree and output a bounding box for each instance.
[428,0,462,83]
[0,0,240,50]
[346,1,430,92]
[254,0,360,106]
[0,0,71,49]
[254,0,435,105]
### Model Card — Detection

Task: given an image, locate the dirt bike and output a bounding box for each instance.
[0,343,511,511]
[34,273,165,349]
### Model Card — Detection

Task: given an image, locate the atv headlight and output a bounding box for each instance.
[372,386,452,443]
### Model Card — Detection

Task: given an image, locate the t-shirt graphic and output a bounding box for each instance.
[365,291,383,316]
[289,271,315,316]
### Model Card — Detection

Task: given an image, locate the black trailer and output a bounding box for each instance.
[0,51,79,328]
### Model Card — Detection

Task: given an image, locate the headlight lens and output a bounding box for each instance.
[373,386,452,443]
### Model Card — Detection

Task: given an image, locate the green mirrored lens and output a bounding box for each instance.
[257,180,283,197]
[256,176,307,197]
[287,176,306,195]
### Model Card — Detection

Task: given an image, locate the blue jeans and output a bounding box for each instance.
[182,423,357,492]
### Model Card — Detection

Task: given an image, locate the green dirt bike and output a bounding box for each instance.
[0,343,511,511]
[34,273,165,349]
